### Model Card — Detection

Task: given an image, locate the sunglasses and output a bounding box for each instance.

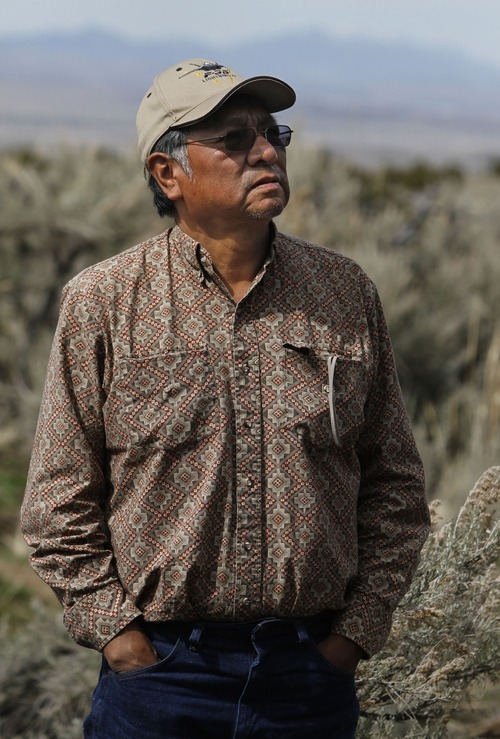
[186,125,293,152]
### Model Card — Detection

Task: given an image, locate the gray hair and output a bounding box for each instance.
[146,128,192,219]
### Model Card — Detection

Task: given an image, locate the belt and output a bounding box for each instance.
[143,611,334,650]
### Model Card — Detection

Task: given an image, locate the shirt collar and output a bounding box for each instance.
[170,223,278,285]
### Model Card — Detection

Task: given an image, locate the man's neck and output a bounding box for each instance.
[177,220,273,302]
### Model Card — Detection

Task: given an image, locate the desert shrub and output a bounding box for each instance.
[0,144,500,486]
[0,605,100,739]
[348,160,463,212]
[1,468,497,737]
[1,141,500,503]
[0,146,163,450]
[0,572,34,627]
[278,144,500,510]
[356,466,500,737]
[487,157,500,177]
[1,144,499,735]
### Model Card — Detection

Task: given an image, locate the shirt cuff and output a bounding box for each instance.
[63,584,142,651]
[330,596,393,658]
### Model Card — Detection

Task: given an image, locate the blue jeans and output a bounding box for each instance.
[83,613,359,738]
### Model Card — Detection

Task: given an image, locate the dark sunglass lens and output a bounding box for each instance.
[266,126,292,147]
[225,129,255,151]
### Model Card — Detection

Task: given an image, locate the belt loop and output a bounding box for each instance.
[188,624,203,650]
[295,622,310,644]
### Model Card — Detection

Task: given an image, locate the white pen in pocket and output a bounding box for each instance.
[327,355,340,447]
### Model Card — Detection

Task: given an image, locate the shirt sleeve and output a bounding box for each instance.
[21,281,141,651]
[330,278,430,657]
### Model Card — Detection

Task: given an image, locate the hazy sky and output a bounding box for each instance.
[3,0,500,68]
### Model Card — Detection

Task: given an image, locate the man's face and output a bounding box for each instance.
[174,95,290,231]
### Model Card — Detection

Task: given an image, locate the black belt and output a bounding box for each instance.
[143,611,334,650]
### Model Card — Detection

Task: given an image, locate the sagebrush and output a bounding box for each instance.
[0,468,498,737]
[1,145,500,509]
[1,144,500,736]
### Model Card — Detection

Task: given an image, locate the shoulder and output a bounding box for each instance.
[274,231,375,293]
[63,230,170,302]
[55,230,171,332]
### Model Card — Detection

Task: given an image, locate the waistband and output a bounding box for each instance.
[143,611,334,650]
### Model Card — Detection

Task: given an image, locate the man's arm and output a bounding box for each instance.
[21,282,141,651]
[331,281,430,658]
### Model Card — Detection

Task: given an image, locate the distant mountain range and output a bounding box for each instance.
[2,28,500,167]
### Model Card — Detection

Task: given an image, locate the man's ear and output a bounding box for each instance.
[147,153,184,203]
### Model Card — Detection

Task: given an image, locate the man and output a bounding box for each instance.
[22,58,430,738]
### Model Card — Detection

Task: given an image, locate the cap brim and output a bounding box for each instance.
[172,76,296,130]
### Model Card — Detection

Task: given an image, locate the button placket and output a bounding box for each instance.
[232,310,264,611]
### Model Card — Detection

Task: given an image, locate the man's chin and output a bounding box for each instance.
[248,200,286,221]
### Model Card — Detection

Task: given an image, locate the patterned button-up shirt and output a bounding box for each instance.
[22,225,429,655]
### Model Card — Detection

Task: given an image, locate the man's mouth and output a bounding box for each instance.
[252,176,281,189]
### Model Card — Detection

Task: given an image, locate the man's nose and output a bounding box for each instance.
[247,132,279,164]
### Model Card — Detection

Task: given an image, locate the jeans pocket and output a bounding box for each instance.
[307,640,356,681]
[109,636,182,681]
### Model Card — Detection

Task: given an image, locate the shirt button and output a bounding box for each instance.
[244,540,252,551]
[242,597,250,605]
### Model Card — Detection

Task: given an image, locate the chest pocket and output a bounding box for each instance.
[283,344,369,449]
[327,355,368,448]
[105,350,220,451]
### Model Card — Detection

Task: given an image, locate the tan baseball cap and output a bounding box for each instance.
[136,58,296,163]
